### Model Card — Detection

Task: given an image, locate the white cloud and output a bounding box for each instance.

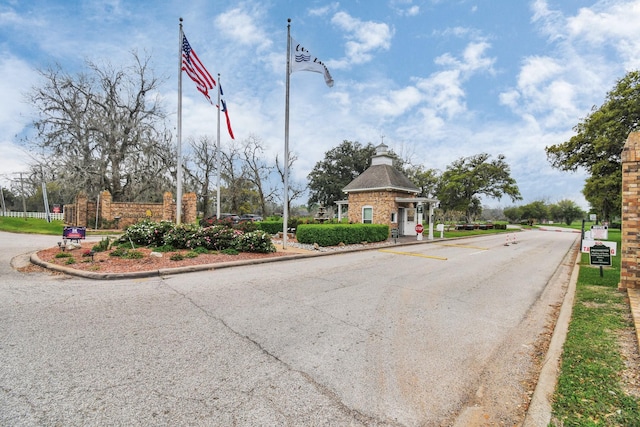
[0,53,39,185]
[331,11,394,65]
[215,6,272,51]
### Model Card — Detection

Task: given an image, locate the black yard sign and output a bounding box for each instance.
[589,244,612,266]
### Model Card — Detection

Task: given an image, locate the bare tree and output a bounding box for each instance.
[184,135,218,217]
[241,134,275,215]
[26,52,173,202]
[275,152,307,215]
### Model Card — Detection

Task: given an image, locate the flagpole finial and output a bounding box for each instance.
[288,18,291,23]
[179,17,183,23]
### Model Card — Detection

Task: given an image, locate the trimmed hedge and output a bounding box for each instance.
[258,221,284,234]
[296,223,389,247]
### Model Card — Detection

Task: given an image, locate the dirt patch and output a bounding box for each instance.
[618,307,640,399]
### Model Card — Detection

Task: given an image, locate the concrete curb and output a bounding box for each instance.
[29,237,449,280]
[522,244,580,426]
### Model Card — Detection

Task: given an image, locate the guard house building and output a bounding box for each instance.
[337,143,439,238]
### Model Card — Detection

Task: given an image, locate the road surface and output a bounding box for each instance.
[0,229,578,426]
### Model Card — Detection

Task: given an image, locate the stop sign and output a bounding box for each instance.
[415,224,424,233]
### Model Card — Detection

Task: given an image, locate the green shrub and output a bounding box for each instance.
[183,225,239,250]
[152,244,176,253]
[235,220,259,232]
[163,223,200,249]
[55,252,73,258]
[296,224,389,246]
[120,219,175,247]
[191,246,209,254]
[185,251,199,258]
[221,248,239,255]
[234,230,276,253]
[258,221,283,235]
[109,247,128,257]
[65,258,76,265]
[123,250,144,259]
[169,253,185,261]
[92,237,111,252]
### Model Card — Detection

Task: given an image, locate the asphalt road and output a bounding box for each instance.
[0,229,579,426]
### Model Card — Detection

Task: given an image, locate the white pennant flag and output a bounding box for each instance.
[290,37,334,87]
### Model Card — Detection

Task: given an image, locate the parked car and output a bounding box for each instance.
[199,213,240,226]
[239,214,263,222]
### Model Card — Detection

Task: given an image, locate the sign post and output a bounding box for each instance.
[415,223,424,241]
[590,243,612,277]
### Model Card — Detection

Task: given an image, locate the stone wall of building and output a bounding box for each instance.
[64,191,197,229]
[348,190,414,231]
[620,132,640,290]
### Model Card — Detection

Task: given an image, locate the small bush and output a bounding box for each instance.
[55,252,72,258]
[192,246,209,254]
[109,247,128,257]
[170,253,184,261]
[123,250,144,259]
[65,258,76,265]
[163,223,201,249]
[92,237,111,252]
[185,251,199,258]
[153,244,176,253]
[221,248,239,255]
[235,230,276,253]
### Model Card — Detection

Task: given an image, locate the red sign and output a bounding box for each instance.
[415,224,424,233]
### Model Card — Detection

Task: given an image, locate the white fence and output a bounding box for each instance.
[1,211,65,221]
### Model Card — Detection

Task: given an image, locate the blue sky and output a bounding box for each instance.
[2,0,640,210]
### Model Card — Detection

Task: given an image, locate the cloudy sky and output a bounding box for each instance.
[2,0,640,209]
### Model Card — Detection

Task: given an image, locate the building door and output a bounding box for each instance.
[398,208,405,235]
[405,207,416,236]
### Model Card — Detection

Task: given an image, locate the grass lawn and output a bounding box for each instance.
[550,227,640,426]
[0,216,65,235]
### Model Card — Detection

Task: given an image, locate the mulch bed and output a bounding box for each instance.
[36,242,292,274]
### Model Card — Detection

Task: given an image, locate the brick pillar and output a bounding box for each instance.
[182,192,197,224]
[76,191,88,227]
[100,190,112,222]
[620,132,640,290]
[163,192,175,222]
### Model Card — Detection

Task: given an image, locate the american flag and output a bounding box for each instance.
[182,35,216,102]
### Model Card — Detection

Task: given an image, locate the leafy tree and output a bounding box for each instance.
[436,153,522,221]
[520,200,549,224]
[26,53,174,203]
[549,199,584,225]
[503,206,522,223]
[307,141,377,207]
[405,165,439,198]
[546,70,640,220]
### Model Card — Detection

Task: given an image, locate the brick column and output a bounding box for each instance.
[163,192,175,222]
[76,191,88,227]
[100,190,112,222]
[620,132,640,290]
[182,192,197,224]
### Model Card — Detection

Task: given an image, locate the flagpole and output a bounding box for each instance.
[216,73,222,219]
[283,19,292,249]
[177,18,184,224]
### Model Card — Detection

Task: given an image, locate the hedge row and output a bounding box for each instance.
[296,224,389,247]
